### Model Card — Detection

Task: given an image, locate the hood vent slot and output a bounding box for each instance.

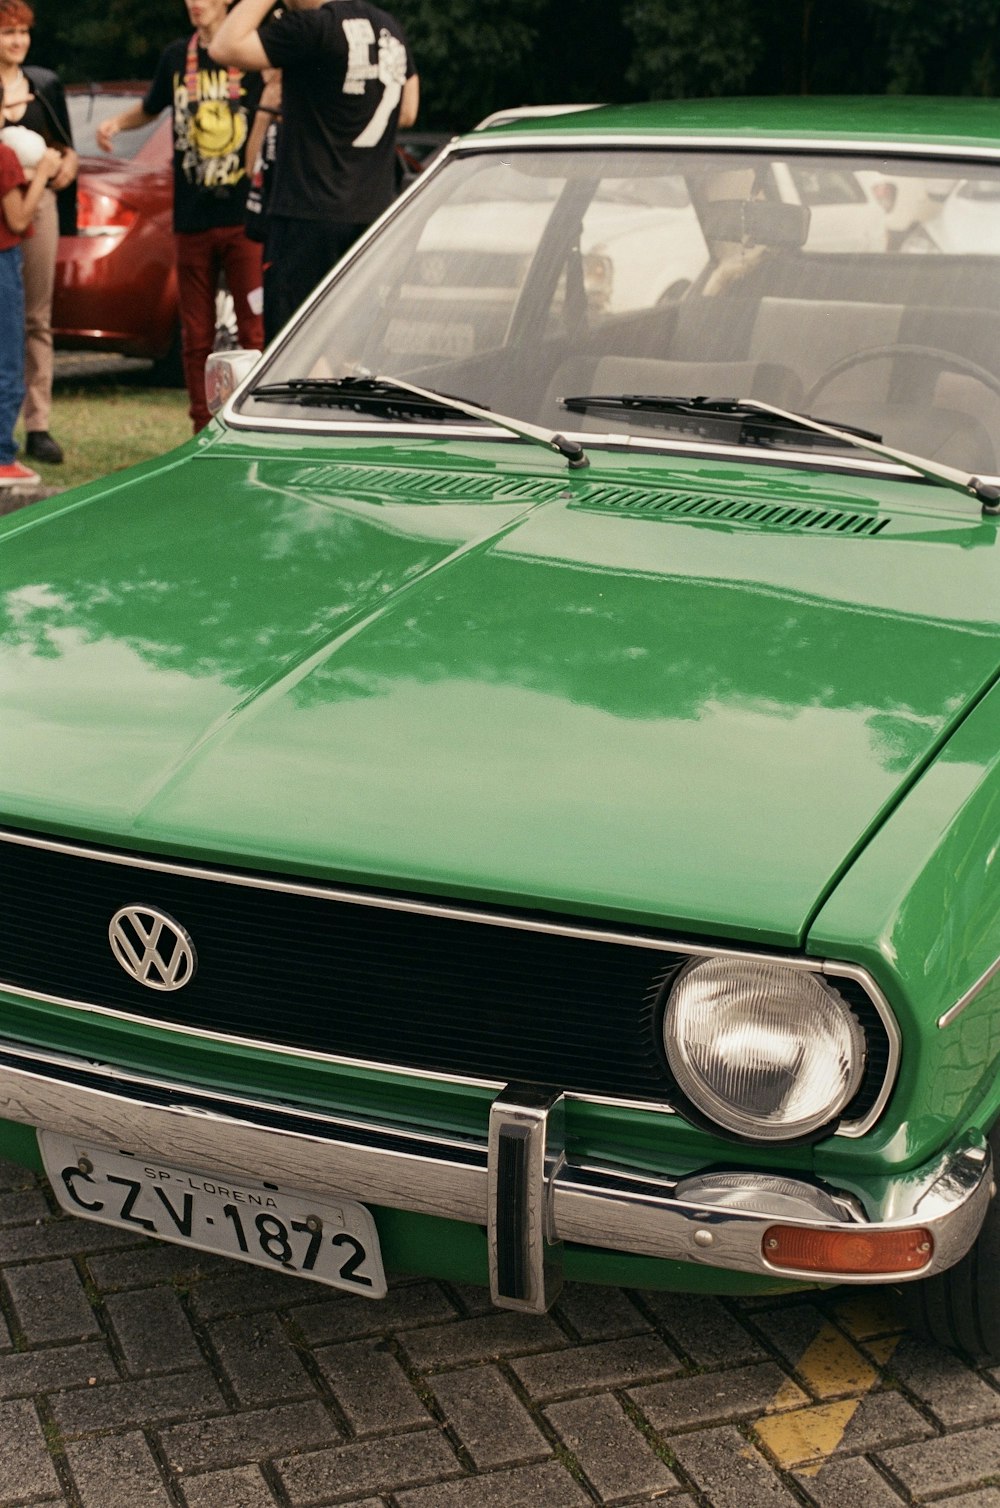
[278,465,889,534]
[573,485,890,535]
[286,464,569,506]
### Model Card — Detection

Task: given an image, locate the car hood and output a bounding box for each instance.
[2,448,999,945]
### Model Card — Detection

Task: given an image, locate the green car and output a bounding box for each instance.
[2,97,999,1360]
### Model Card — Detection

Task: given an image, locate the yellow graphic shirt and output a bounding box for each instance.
[143,33,263,232]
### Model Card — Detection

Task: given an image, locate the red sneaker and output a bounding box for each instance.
[0,461,41,487]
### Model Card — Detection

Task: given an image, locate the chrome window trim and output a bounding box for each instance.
[938,953,1000,1029]
[461,130,1000,161]
[0,827,898,1137]
[214,410,979,495]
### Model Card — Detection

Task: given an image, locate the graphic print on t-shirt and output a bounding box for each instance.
[259,0,414,223]
[341,17,409,147]
[144,34,261,230]
[173,64,249,192]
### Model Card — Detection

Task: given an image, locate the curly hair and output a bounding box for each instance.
[0,1,35,27]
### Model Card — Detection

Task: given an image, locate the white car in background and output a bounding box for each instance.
[385,113,885,365]
[772,161,885,251]
[901,176,1000,254]
[388,166,709,362]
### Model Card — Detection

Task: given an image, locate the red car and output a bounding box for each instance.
[54,85,181,373]
[54,85,446,373]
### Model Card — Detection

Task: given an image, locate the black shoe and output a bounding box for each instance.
[25,431,64,465]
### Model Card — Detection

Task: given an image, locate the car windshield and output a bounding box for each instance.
[240,146,1000,475]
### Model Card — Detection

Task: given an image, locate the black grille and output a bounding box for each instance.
[0,835,677,1100]
[0,834,892,1122]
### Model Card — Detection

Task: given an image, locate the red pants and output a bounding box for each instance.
[175,227,264,432]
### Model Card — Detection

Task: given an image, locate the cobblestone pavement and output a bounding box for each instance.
[3,1158,1000,1508]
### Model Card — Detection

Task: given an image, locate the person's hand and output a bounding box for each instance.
[50,149,77,191]
[96,116,119,154]
[38,146,63,183]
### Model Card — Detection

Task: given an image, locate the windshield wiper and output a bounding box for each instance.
[739,397,1000,517]
[252,374,589,470]
[561,392,1000,515]
[561,392,882,443]
[254,376,468,416]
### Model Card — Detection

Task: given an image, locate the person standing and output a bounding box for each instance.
[0,129,62,486]
[97,0,264,432]
[0,0,78,466]
[210,0,419,335]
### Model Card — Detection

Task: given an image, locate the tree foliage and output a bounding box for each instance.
[27,0,1000,133]
[623,0,1000,99]
[866,0,1000,94]
[623,0,763,99]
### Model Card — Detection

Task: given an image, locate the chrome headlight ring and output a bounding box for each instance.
[662,955,867,1143]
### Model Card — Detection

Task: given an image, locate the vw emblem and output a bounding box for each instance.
[108,906,197,992]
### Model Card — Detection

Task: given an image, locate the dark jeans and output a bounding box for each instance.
[176,227,264,431]
[265,216,368,341]
[0,244,25,464]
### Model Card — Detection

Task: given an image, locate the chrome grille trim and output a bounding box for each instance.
[0,828,898,1136]
[0,827,831,963]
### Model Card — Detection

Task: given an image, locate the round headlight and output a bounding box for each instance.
[663,957,866,1141]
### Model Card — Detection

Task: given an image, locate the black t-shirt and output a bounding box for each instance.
[260,0,415,225]
[144,37,263,233]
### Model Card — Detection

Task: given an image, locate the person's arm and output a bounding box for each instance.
[210,0,274,71]
[399,73,419,130]
[245,70,282,176]
[2,146,61,233]
[96,104,157,155]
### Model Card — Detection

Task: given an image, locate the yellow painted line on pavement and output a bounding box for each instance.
[756,1299,904,1474]
[758,1397,861,1470]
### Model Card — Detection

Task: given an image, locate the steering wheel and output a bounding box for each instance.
[805,343,1000,409]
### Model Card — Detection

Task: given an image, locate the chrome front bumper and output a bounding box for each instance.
[0,1041,990,1312]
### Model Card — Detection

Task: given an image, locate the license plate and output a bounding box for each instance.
[39,1132,387,1297]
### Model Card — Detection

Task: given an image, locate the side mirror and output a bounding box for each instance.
[205,350,262,416]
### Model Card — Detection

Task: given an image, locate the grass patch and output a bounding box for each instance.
[17,367,192,491]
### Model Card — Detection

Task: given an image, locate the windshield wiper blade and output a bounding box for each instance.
[253,376,465,416]
[561,391,1000,515]
[739,397,1000,517]
[560,392,882,442]
[253,374,589,470]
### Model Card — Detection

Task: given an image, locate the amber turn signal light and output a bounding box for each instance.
[762,1225,934,1275]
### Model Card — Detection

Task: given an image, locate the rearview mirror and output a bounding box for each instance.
[701,199,811,247]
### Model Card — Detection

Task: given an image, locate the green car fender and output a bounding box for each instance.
[810,676,1000,1178]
